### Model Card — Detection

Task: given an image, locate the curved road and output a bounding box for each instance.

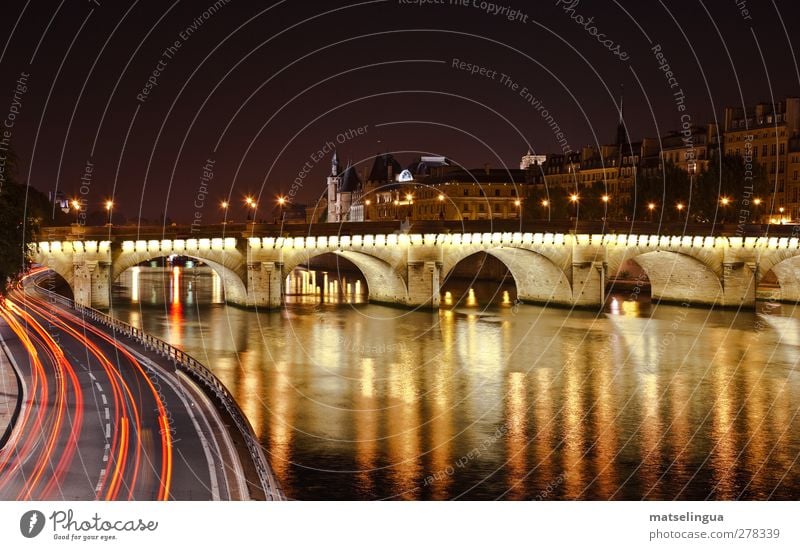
[0,270,251,500]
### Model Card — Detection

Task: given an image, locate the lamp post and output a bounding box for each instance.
[676,202,685,221]
[753,197,762,224]
[720,196,730,224]
[277,195,287,223]
[569,193,579,220]
[647,202,656,223]
[365,199,371,221]
[105,200,113,226]
[514,199,521,219]
[220,200,229,224]
[601,194,610,220]
[245,196,256,221]
[541,199,549,220]
[779,206,786,224]
[438,193,445,220]
[71,199,81,225]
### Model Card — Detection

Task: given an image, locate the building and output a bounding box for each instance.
[326,151,365,222]
[409,165,529,221]
[660,124,721,175]
[520,151,547,170]
[724,97,800,219]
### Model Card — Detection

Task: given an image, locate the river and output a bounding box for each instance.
[110,266,800,500]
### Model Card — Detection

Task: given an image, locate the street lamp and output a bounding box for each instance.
[437,194,445,220]
[277,195,287,223]
[220,200,229,224]
[779,206,786,224]
[105,200,113,225]
[71,199,81,224]
[244,196,257,221]
[514,199,521,219]
[569,193,579,219]
[647,202,656,222]
[676,202,685,220]
[601,194,610,220]
[720,196,730,223]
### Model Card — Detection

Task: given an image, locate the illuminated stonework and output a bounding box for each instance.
[27,232,800,309]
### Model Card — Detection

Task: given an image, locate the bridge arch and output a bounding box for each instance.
[282,249,409,305]
[112,251,248,305]
[625,250,723,305]
[443,247,573,305]
[757,253,800,302]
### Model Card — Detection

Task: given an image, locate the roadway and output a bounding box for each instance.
[0,270,251,500]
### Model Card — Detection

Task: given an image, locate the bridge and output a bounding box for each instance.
[27,223,800,310]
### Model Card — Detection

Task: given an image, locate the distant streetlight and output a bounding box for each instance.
[779,206,786,224]
[601,194,610,220]
[71,199,81,224]
[753,197,762,206]
[105,200,114,225]
[220,200,229,224]
[647,202,656,222]
[569,193,579,219]
[676,202,685,220]
[277,195,287,222]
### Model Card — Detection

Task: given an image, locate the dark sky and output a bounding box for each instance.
[2,0,799,223]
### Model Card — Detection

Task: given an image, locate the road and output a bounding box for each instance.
[0,269,252,500]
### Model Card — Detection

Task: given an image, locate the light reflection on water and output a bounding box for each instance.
[111,267,800,500]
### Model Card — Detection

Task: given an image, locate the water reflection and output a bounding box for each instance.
[109,272,800,500]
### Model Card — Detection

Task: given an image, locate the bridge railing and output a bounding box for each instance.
[30,280,284,501]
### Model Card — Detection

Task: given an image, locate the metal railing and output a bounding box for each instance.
[31,282,284,501]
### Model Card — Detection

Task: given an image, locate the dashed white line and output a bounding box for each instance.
[88,372,96,381]
[104,423,110,439]
[95,382,103,392]
[104,407,109,420]
[95,468,106,493]
[101,393,107,405]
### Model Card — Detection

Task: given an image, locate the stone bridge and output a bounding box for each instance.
[27,232,800,310]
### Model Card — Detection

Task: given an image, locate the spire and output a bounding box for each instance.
[331,150,339,177]
[616,84,627,146]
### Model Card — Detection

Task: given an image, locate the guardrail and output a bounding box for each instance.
[32,282,284,501]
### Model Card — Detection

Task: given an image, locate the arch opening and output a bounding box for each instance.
[758,255,800,305]
[624,250,723,306]
[284,249,408,306]
[606,258,652,315]
[112,255,247,307]
[440,251,517,308]
[290,253,369,305]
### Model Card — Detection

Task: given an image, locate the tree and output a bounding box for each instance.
[0,149,67,290]
[695,154,769,224]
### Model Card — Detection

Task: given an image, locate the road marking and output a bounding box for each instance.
[103,443,110,462]
[95,382,103,392]
[88,372,96,381]
[105,423,110,439]
[101,393,107,405]
[95,469,106,493]
[104,407,109,420]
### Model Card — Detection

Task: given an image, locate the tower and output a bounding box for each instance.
[615,85,627,146]
[327,151,340,222]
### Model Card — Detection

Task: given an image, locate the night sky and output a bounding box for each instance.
[1,0,799,224]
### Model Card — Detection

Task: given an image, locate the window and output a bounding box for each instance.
[463,189,469,196]
[762,144,768,156]
[462,203,469,212]
[511,189,517,197]
[493,203,501,212]
[780,143,786,155]
[478,204,485,212]
[772,144,777,155]
[494,189,501,197]
[793,170,798,181]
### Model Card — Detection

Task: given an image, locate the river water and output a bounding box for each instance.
[111,266,800,500]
